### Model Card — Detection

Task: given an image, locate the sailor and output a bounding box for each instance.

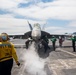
[71,35,76,52]
[51,36,57,51]
[41,35,50,53]
[0,33,20,75]
[25,37,32,49]
[59,36,63,47]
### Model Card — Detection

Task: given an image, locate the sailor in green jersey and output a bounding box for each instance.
[71,35,76,52]
[51,36,57,51]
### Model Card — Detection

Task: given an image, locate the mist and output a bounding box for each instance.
[18,42,52,75]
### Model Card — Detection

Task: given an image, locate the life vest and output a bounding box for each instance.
[0,41,18,62]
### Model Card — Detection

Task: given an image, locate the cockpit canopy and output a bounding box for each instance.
[33,23,41,29]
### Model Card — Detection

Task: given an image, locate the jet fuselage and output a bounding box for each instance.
[31,24,41,41]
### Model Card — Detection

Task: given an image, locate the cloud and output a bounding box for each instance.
[0,14,29,34]
[0,0,76,20]
[45,26,76,34]
[45,26,62,30]
[0,20,28,35]
[0,0,17,10]
[68,21,76,27]
[0,0,76,34]
[0,0,30,10]
[0,14,46,35]
[9,0,76,20]
[0,14,14,18]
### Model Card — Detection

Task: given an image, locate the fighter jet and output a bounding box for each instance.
[24,21,51,40]
[29,22,41,41]
[24,21,70,40]
[25,21,50,52]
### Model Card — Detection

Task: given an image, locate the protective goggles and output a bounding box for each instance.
[1,36,7,41]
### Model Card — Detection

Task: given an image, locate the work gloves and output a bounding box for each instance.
[16,61,20,66]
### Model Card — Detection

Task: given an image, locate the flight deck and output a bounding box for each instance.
[11,39,76,75]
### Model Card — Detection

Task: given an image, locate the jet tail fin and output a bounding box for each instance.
[27,21,33,30]
[42,22,47,30]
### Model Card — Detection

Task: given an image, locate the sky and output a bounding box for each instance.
[0,0,76,35]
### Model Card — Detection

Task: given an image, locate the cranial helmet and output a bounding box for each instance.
[1,33,9,41]
[52,36,55,37]
[72,35,75,37]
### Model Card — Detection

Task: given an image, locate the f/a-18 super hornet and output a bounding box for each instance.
[25,21,50,52]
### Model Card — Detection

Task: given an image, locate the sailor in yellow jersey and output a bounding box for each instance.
[0,33,20,75]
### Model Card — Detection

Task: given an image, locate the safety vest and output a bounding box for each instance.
[0,41,18,62]
[51,38,56,43]
[71,37,76,42]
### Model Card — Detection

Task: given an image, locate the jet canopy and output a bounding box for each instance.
[33,23,41,29]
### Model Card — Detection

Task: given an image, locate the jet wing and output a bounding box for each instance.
[24,31,52,39]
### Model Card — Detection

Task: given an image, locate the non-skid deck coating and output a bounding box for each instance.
[11,39,76,75]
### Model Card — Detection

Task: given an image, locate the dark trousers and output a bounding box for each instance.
[53,42,56,51]
[72,41,75,52]
[25,40,29,49]
[25,40,32,49]
[0,58,13,75]
[59,42,62,47]
[41,40,50,53]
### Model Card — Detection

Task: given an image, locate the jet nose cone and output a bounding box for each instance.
[31,30,41,40]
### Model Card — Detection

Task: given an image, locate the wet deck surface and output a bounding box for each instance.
[11,39,76,75]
